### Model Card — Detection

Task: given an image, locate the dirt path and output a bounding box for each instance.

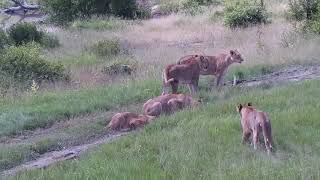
[233,65,320,86]
[2,64,320,177]
[2,131,132,177]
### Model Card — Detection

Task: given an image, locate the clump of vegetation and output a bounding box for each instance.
[224,0,269,28]
[43,0,146,24]
[0,43,66,83]
[288,0,320,34]
[110,0,138,19]
[8,22,43,45]
[0,29,11,49]
[7,22,60,48]
[102,59,137,76]
[288,0,319,21]
[89,39,121,57]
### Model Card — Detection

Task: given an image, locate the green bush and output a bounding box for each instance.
[110,0,137,19]
[0,29,11,49]
[158,2,180,15]
[287,0,319,21]
[180,0,202,15]
[8,23,44,45]
[42,0,111,24]
[224,1,269,28]
[0,43,65,82]
[89,39,121,57]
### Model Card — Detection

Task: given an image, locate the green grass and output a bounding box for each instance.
[0,78,161,137]
[0,117,107,171]
[71,17,129,31]
[13,79,320,179]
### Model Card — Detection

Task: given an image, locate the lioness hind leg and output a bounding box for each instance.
[242,131,251,144]
[253,129,259,150]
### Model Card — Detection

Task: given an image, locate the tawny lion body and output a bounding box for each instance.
[107,112,155,131]
[162,55,209,95]
[178,50,244,86]
[143,94,200,117]
[236,103,274,154]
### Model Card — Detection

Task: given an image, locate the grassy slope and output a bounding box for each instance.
[14,79,320,180]
[0,79,161,137]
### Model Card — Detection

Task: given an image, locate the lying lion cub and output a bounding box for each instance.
[143,94,200,117]
[236,103,274,154]
[107,112,156,131]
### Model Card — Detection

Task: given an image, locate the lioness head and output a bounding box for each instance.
[230,50,244,64]
[199,55,210,71]
[236,102,252,112]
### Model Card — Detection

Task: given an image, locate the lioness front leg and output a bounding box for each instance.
[216,73,225,87]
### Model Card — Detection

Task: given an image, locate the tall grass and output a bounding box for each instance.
[14,79,320,179]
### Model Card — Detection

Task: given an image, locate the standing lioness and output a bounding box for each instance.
[162,55,209,95]
[236,103,274,155]
[178,50,244,87]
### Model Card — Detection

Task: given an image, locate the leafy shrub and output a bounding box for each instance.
[180,0,202,15]
[42,0,111,24]
[40,33,60,48]
[110,0,137,19]
[8,23,44,45]
[102,59,136,76]
[0,29,11,49]
[0,43,65,82]
[158,2,180,15]
[309,20,320,33]
[224,1,269,28]
[89,39,120,57]
[136,6,152,19]
[287,0,319,21]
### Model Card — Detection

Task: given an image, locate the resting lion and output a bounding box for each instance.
[236,103,274,155]
[107,112,156,131]
[178,50,244,87]
[143,93,200,117]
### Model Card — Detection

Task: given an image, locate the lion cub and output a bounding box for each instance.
[236,103,274,154]
[107,112,156,131]
[143,94,200,117]
[162,55,209,95]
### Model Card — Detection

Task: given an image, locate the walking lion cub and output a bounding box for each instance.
[236,103,274,154]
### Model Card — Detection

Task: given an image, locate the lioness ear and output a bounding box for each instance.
[247,102,252,106]
[236,104,242,112]
[230,50,235,55]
